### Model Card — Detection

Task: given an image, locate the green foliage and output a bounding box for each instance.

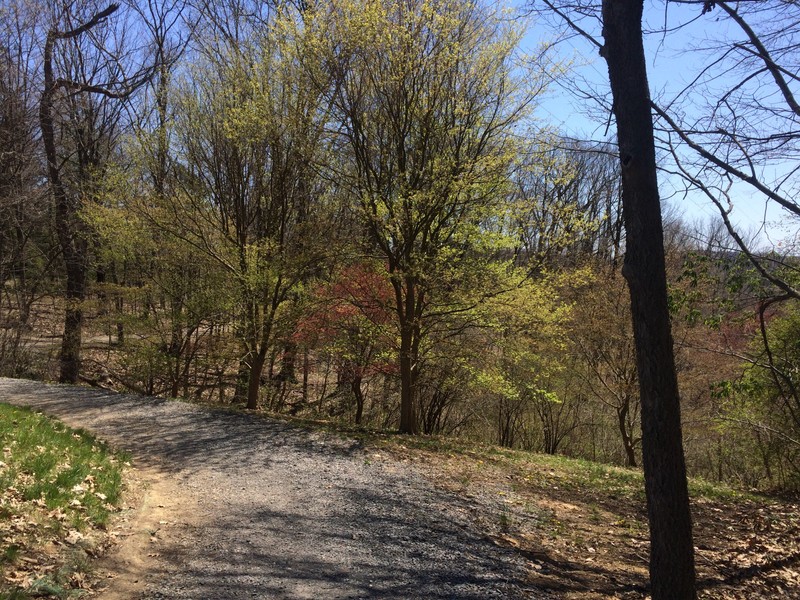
[670,250,762,328]
[8,0,794,503]
[714,304,800,490]
[428,267,580,447]
[506,136,615,269]
[85,185,237,397]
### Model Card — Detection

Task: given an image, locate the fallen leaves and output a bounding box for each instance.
[0,406,127,598]
[372,435,800,600]
[64,530,84,546]
[70,570,88,589]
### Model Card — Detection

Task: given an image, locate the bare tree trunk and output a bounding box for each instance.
[234,353,251,404]
[302,350,309,403]
[396,275,420,435]
[601,1,696,597]
[40,4,121,384]
[246,347,268,410]
[352,375,364,425]
[398,330,415,434]
[109,263,124,343]
[618,403,637,468]
[41,26,88,384]
[59,258,88,383]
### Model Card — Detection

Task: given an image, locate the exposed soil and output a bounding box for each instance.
[91,467,199,599]
[0,378,543,599]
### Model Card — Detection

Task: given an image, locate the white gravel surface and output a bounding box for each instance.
[0,378,545,599]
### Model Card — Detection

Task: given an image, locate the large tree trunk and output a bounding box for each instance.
[59,255,88,383]
[398,324,417,434]
[234,345,266,410]
[41,29,88,385]
[40,5,120,385]
[601,1,696,598]
[395,274,420,435]
[234,296,267,410]
[246,347,268,410]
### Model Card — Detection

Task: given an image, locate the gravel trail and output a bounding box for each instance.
[0,378,542,599]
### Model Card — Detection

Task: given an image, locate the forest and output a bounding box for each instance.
[1,0,799,502]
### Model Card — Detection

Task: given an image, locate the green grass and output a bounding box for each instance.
[235,403,766,511]
[0,403,128,597]
[321,423,766,505]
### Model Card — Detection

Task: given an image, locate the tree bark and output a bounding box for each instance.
[41,29,88,384]
[59,260,87,383]
[352,375,364,425]
[40,5,121,384]
[618,403,637,468]
[234,353,251,404]
[398,324,417,434]
[394,273,420,434]
[600,1,696,597]
[246,347,268,410]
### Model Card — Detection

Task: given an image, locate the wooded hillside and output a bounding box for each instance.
[2,0,798,494]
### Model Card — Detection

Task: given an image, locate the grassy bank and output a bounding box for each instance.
[0,403,127,598]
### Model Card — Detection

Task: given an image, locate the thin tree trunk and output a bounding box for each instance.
[618,403,637,468]
[276,341,297,383]
[352,375,364,425]
[109,262,124,343]
[169,310,183,398]
[601,1,696,597]
[302,350,309,403]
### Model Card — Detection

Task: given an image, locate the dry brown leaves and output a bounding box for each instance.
[0,474,124,596]
[378,442,800,600]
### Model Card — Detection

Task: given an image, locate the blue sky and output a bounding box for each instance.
[520,1,789,248]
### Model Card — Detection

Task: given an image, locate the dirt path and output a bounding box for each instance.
[0,378,544,599]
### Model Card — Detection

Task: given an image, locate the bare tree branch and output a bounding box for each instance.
[651,101,800,218]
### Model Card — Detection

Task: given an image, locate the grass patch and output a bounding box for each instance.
[0,403,128,597]
[331,424,767,505]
